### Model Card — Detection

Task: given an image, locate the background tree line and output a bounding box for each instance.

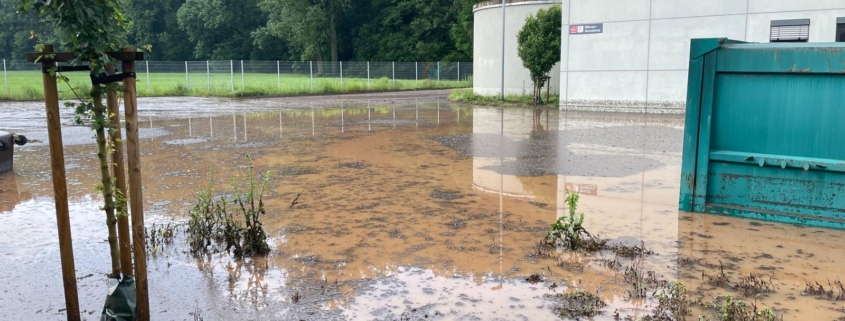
[0,0,484,62]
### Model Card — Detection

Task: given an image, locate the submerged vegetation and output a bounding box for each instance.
[546,191,607,251]
[803,279,845,301]
[187,156,271,258]
[547,290,606,319]
[699,295,782,321]
[537,191,786,321]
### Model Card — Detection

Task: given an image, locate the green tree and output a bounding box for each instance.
[122,0,193,60]
[446,0,484,61]
[5,0,482,63]
[18,0,130,279]
[0,0,57,61]
[177,0,281,60]
[353,0,459,61]
[517,4,560,104]
[259,0,348,72]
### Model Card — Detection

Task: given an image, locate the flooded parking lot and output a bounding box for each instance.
[1,95,844,320]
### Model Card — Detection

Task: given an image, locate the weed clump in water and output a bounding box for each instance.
[547,290,606,319]
[704,261,732,288]
[699,295,782,321]
[525,273,544,284]
[802,279,845,301]
[702,262,776,297]
[187,156,271,258]
[736,273,775,297]
[187,172,225,254]
[607,241,655,258]
[147,222,178,254]
[623,262,666,299]
[645,281,694,321]
[546,191,607,251]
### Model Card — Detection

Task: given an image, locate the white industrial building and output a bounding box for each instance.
[473,0,845,113]
[473,0,562,97]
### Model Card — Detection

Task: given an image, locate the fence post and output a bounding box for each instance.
[392,61,395,86]
[367,61,370,88]
[458,62,460,82]
[145,60,150,93]
[240,60,244,91]
[185,61,189,92]
[340,61,343,89]
[277,60,280,91]
[206,60,210,92]
[437,62,440,82]
[3,59,7,96]
[415,62,418,87]
[309,61,313,91]
[230,60,234,92]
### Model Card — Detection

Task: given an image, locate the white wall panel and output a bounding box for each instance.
[566,71,647,101]
[649,15,747,70]
[569,21,650,71]
[651,0,747,19]
[570,0,650,24]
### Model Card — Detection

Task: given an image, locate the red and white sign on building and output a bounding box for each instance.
[569,23,604,35]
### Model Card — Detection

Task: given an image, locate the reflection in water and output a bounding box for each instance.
[0,173,31,213]
[1,103,844,320]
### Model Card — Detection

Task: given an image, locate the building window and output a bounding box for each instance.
[770,19,810,42]
[837,18,845,42]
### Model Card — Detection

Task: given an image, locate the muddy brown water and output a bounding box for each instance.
[1,98,844,320]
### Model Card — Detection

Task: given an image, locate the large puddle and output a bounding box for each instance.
[1,100,844,320]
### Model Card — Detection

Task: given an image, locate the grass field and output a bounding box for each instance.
[0,70,472,100]
[448,89,559,108]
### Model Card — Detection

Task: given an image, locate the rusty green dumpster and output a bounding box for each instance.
[680,38,845,229]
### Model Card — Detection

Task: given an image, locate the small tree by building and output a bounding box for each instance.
[18,0,149,319]
[517,5,561,105]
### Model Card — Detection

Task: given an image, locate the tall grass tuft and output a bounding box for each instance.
[449,88,559,108]
[187,156,271,258]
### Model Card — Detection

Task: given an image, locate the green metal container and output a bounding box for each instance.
[680,38,845,229]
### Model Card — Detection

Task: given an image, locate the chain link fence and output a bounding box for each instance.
[0,59,473,99]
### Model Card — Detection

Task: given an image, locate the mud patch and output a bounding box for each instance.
[163,137,209,145]
[446,218,467,229]
[278,166,320,176]
[546,291,606,319]
[430,188,463,200]
[338,162,370,169]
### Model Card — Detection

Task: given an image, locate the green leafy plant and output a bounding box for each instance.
[652,281,693,320]
[229,155,271,257]
[18,0,132,278]
[187,170,227,254]
[700,295,782,321]
[547,191,596,251]
[187,156,271,258]
[16,1,149,318]
[516,4,561,104]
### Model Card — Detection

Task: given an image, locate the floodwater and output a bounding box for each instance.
[1,97,844,320]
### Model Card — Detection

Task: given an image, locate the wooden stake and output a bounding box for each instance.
[121,47,150,320]
[40,44,81,321]
[106,79,132,276]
